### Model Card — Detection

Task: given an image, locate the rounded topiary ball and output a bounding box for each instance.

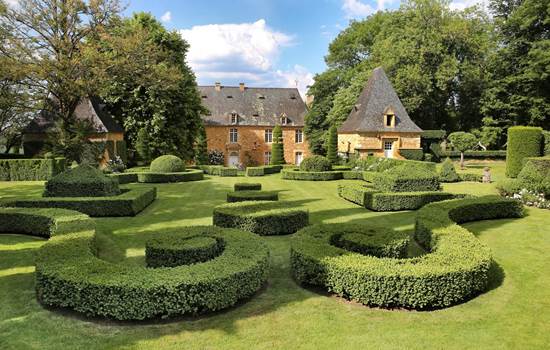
[150,155,185,173]
[300,155,332,172]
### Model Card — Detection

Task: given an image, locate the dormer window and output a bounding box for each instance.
[230,113,238,125]
[281,115,289,125]
[383,106,396,128]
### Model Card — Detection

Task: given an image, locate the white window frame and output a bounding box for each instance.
[281,116,288,125]
[264,151,272,165]
[229,128,238,143]
[295,151,303,165]
[295,129,303,143]
[231,113,238,125]
[265,129,273,143]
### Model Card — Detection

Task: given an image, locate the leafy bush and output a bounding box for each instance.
[227,191,279,203]
[150,155,185,173]
[496,178,523,197]
[1,187,157,217]
[282,169,343,181]
[439,158,460,182]
[506,126,542,177]
[326,125,338,164]
[146,235,224,268]
[105,156,126,173]
[337,184,456,211]
[44,165,120,197]
[372,165,440,192]
[246,167,264,176]
[399,149,424,161]
[213,201,309,236]
[421,130,446,140]
[234,183,261,191]
[137,169,204,183]
[341,170,363,180]
[0,157,66,181]
[208,150,225,165]
[291,196,523,309]
[300,155,332,172]
[459,173,483,182]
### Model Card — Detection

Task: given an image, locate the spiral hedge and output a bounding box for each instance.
[226,190,279,203]
[291,196,523,309]
[213,201,309,235]
[0,208,269,320]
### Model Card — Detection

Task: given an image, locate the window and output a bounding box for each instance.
[281,116,288,125]
[231,113,238,125]
[264,151,272,165]
[265,129,273,143]
[384,113,395,128]
[295,129,303,143]
[229,128,238,143]
[295,152,303,166]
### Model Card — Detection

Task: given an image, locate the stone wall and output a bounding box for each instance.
[338,132,421,159]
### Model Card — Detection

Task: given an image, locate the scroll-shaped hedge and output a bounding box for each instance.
[146,234,225,267]
[213,201,309,235]
[291,196,523,309]
[0,208,269,320]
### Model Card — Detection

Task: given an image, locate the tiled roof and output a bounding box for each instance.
[199,85,307,126]
[338,67,422,133]
[24,96,123,134]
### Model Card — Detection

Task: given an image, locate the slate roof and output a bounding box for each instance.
[198,85,307,126]
[338,67,422,133]
[24,96,124,134]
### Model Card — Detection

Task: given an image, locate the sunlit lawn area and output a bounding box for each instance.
[1,161,549,349]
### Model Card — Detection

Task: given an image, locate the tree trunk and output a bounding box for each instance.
[460,152,465,170]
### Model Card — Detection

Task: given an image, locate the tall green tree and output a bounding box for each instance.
[270,125,285,165]
[481,0,550,129]
[448,131,478,169]
[326,125,338,164]
[98,12,205,162]
[194,124,209,165]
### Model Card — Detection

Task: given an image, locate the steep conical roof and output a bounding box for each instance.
[338,67,422,133]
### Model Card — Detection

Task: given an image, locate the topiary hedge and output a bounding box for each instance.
[136,169,204,183]
[234,183,261,191]
[245,167,264,176]
[146,234,225,268]
[399,149,424,161]
[213,201,309,235]
[299,155,332,172]
[0,157,66,181]
[506,126,542,178]
[439,158,460,182]
[372,166,440,192]
[353,156,436,173]
[150,155,185,173]
[107,172,138,184]
[337,184,457,211]
[291,196,523,309]
[44,165,120,197]
[543,131,550,156]
[331,225,409,259]
[0,187,157,217]
[226,191,279,203]
[281,169,343,181]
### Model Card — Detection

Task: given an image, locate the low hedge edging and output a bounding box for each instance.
[331,225,409,259]
[234,183,261,191]
[227,190,279,203]
[291,196,524,309]
[282,169,343,181]
[0,157,66,181]
[0,209,270,320]
[213,201,309,235]
[146,234,225,268]
[107,172,138,184]
[0,187,157,217]
[337,184,457,211]
[137,169,204,183]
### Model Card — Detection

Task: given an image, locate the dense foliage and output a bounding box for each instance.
[146,235,224,268]
[282,169,344,181]
[270,125,285,165]
[226,191,279,203]
[0,158,66,181]
[234,183,262,191]
[44,165,120,197]
[505,126,542,177]
[150,155,185,173]
[372,165,440,192]
[439,158,460,182]
[300,155,332,172]
[448,132,478,169]
[326,125,338,164]
[330,225,409,259]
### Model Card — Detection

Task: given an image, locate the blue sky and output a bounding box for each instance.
[124,0,483,95]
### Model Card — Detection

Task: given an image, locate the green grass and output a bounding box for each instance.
[1,161,549,349]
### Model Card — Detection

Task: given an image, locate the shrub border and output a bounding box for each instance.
[227,191,279,203]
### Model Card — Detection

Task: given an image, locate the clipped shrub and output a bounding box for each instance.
[459,173,483,182]
[150,155,185,173]
[227,191,279,203]
[326,125,338,164]
[399,149,424,161]
[246,167,264,177]
[137,169,204,183]
[496,178,523,197]
[331,225,409,259]
[372,165,440,192]
[300,155,332,172]
[213,201,309,236]
[291,196,523,309]
[108,172,138,184]
[0,157,66,181]
[543,130,550,156]
[219,167,239,177]
[271,125,285,165]
[440,150,507,159]
[44,165,120,197]
[341,170,363,180]
[355,156,436,173]
[439,158,460,182]
[1,187,157,217]
[234,183,261,191]
[506,126,542,177]
[146,235,224,268]
[282,169,343,181]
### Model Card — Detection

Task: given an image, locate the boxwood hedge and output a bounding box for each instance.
[0,187,157,217]
[337,184,457,211]
[107,172,138,184]
[44,165,120,197]
[371,166,440,192]
[291,196,523,309]
[0,210,270,320]
[213,201,309,235]
[146,234,225,268]
[506,126,542,177]
[0,157,66,181]
[330,225,409,259]
[227,190,279,203]
[281,169,343,181]
[234,183,261,191]
[137,169,204,183]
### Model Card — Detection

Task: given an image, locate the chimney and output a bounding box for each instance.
[215,82,221,91]
[239,82,245,92]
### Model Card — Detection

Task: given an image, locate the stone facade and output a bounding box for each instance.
[205,125,309,166]
[338,132,421,159]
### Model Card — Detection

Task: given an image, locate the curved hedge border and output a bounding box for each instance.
[331,225,409,259]
[146,234,225,268]
[235,183,261,191]
[337,184,457,211]
[0,187,157,217]
[227,190,279,203]
[291,196,523,309]
[282,169,343,181]
[213,201,309,235]
[137,169,204,183]
[0,209,269,320]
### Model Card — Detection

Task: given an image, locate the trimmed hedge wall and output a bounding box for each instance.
[137,169,204,183]
[399,149,424,161]
[543,130,550,156]
[44,165,120,197]
[291,196,523,309]
[282,169,343,181]
[0,158,66,181]
[146,235,225,268]
[0,187,157,217]
[199,165,239,177]
[371,167,440,192]
[107,172,138,184]
[213,201,309,235]
[245,167,264,176]
[440,150,507,159]
[354,156,436,173]
[331,225,409,259]
[150,155,185,173]
[459,173,483,182]
[227,191,279,203]
[234,183,261,191]
[342,170,363,180]
[506,126,542,178]
[337,184,457,211]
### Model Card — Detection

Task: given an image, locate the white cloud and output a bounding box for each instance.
[160,11,172,23]
[342,0,375,19]
[449,0,487,11]
[178,19,312,96]
[5,0,19,8]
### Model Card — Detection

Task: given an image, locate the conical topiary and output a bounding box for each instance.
[270,125,285,165]
[44,164,120,197]
[438,158,460,182]
[327,125,338,164]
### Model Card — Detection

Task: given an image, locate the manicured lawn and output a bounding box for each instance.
[1,161,549,349]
